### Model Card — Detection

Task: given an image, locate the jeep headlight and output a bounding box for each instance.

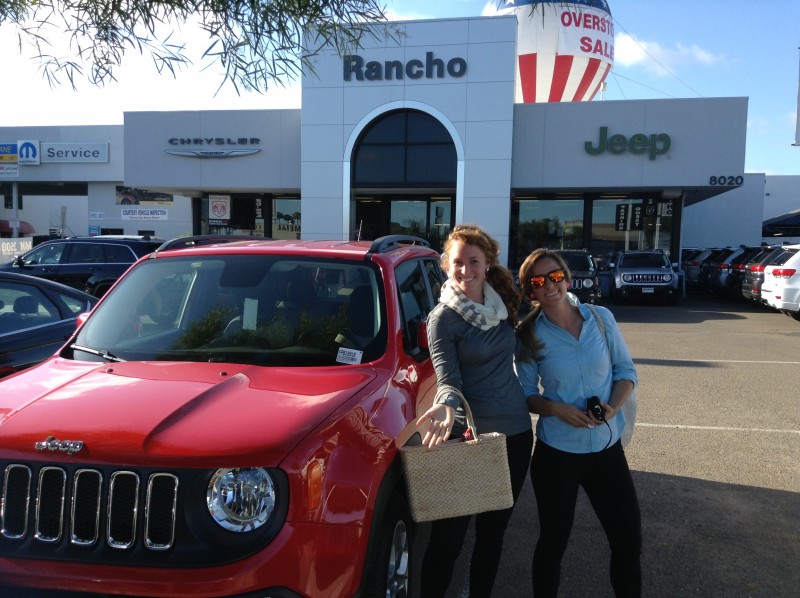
[661,274,673,282]
[207,468,276,532]
[622,274,632,282]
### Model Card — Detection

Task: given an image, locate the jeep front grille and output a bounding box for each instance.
[1,464,178,551]
[629,274,666,283]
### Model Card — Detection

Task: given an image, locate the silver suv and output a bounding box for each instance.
[608,250,680,305]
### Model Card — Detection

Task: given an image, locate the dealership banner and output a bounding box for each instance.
[121,208,169,221]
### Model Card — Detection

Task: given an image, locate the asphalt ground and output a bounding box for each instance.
[3,292,797,598]
[410,291,800,598]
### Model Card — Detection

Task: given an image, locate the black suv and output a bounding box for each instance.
[556,249,601,304]
[0,236,163,297]
[607,250,680,305]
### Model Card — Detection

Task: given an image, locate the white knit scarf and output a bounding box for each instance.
[440,278,508,330]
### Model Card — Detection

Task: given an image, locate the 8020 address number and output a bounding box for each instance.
[709,175,744,186]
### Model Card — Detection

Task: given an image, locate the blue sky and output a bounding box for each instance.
[2,0,798,175]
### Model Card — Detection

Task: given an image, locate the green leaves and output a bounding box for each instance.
[1,0,389,91]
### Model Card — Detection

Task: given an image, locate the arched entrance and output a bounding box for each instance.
[350,109,457,251]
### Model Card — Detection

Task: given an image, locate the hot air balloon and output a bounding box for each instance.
[483,0,614,103]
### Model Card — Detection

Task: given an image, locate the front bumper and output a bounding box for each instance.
[616,284,678,299]
[0,521,366,597]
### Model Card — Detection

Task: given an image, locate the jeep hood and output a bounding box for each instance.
[0,359,376,466]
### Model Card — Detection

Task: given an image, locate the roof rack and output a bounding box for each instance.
[154,234,271,253]
[366,235,431,256]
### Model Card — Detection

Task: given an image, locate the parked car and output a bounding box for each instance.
[607,249,680,305]
[0,271,97,378]
[696,248,730,290]
[760,244,800,319]
[706,245,762,296]
[0,235,446,597]
[684,247,723,287]
[556,249,601,304]
[680,247,704,272]
[0,235,164,297]
[741,245,787,303]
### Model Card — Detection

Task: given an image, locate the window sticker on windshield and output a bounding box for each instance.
[336,347,363,364]
[243,298,258,331]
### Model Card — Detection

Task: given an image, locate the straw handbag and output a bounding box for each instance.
[399,388,513,523]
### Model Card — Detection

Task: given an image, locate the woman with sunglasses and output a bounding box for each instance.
[516,248,641,598]
[416,224,533,598]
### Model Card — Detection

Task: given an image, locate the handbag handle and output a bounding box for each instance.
[434,385,478,439]
[587,304,609,353]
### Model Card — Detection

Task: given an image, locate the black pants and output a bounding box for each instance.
[420,429,534,598]
[530,439,642,598]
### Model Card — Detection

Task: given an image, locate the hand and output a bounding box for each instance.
[553,402,597,429]
[417,404,456,449]
[600,401,618,421]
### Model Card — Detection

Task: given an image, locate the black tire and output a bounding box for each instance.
[362,493,412,598]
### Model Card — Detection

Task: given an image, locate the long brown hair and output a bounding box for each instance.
[517,248,572,362]
[441,224,521,322]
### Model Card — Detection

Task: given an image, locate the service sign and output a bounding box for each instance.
[41,142,109,163]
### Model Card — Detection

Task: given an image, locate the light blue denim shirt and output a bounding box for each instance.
[516,296,637,454]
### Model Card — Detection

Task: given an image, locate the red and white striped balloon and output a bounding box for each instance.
[483,0,614,103]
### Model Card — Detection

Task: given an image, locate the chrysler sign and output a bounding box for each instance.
[166,137,262,159]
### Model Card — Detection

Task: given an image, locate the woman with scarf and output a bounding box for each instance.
[417,224,533,597]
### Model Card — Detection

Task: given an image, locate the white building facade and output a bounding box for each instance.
[3,16,793,265]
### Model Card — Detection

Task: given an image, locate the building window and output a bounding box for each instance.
[509,194,677,270]
[592,196,674,260]
[510,196,585,269]
[353,110,456,187]
[272,196,301,240]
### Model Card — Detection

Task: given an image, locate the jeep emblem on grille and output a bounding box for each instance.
[35,436,84,455]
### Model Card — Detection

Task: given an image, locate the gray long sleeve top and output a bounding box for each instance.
[427,302,532,437]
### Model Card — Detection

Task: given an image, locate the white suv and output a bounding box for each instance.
[760,244,800,321]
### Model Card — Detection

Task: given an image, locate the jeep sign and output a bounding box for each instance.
[585,127,671,160]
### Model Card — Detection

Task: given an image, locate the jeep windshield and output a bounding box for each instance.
[560,253,594,273]
[619,254,671,269]
[70,255,386,366]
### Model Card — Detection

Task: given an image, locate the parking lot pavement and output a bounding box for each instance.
[411,294,800,598]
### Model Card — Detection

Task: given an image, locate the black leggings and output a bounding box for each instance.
[420,429,534,598]
[530,439,642,598]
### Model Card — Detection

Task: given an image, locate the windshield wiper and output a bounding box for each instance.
[70,344,126,362]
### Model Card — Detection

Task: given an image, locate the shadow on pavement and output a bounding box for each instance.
[412,470,799,598]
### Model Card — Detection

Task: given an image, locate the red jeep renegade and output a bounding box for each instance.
[0,235,445,597]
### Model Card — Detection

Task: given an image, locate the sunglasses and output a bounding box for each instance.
[529,269,567,288]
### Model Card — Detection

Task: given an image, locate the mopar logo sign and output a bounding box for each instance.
[17,140,40,165]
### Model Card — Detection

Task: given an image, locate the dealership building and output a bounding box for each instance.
[1,14,792,268]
